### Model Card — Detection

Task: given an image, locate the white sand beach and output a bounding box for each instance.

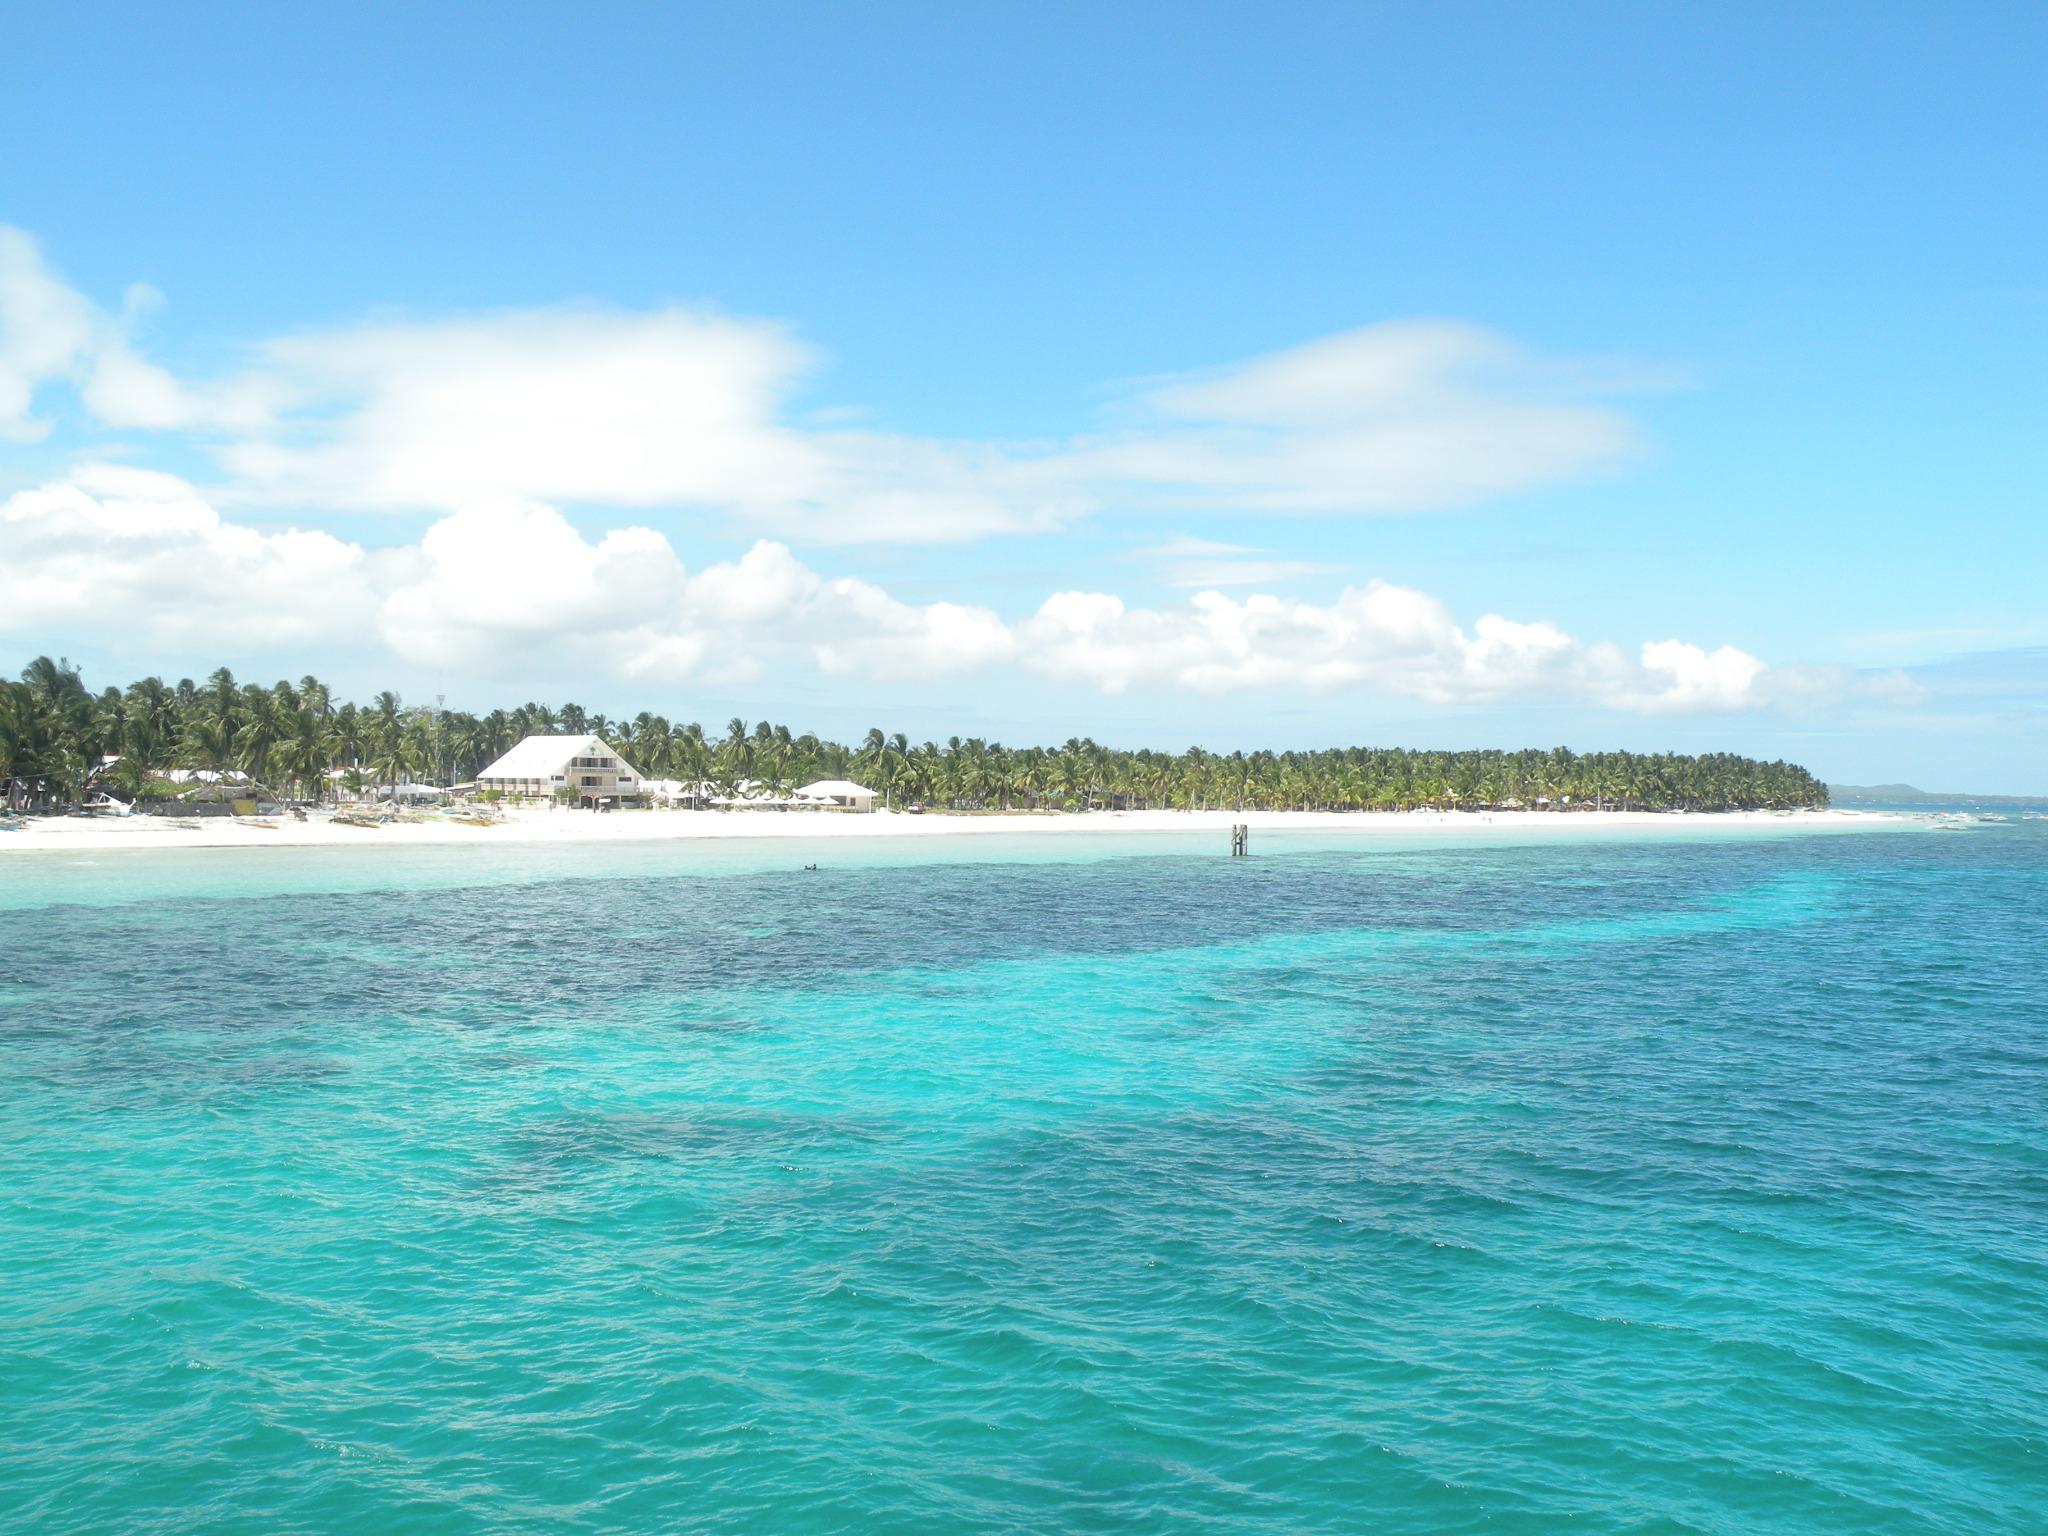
[0,805,1895,855]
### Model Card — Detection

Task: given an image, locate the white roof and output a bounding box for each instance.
[477,734,641,781]
[796,779,875,798]
[646,778,739,801]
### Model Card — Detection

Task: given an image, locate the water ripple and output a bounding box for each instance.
[2,825,2044,1532]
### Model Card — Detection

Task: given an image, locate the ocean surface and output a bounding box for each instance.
[2,816,2044,1534]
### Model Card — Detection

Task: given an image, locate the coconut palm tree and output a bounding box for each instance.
[0,655,1833,818]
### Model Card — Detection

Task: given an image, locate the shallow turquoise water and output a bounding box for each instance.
[2,819,2044,1533]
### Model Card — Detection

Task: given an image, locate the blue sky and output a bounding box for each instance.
[4,2,2044,788]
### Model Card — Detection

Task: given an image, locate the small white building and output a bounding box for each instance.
[476,734,644,804]
[795,779,877,812]
[381,781,451,805]
[639,777,709,807]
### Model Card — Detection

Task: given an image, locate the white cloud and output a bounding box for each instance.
[376,502,688,669]
[0,229,98,441]
[0,226,1655,544]
[0,470,1828,714]
[1145,321,1520,424]
[378,510,1015,683]
[807,576,1017,681]
[1632,639,1767,712]
[79,334,281,434]
[211,317,1646,536]
[0,471,1013,687]
[1081,321,1644,513]
[220,310,827,514]
[0,464,384,648]
[0,230,275,439]
[1018,584,1772,712]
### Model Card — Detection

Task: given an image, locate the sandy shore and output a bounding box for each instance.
[0,805,1895,854]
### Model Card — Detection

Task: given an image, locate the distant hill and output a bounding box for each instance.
[1830,782,2046,807]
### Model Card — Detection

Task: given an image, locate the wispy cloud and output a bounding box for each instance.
[0,228,99,442]
[1839,620,2048,668]
[1,227,1660,545]
[1135,535,1335,589]
[1082,321,1649,514]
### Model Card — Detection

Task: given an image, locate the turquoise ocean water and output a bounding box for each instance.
[2,816,2044,1533]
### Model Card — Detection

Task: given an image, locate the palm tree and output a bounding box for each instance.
[853,727,903,808]
[0,654,1834,819]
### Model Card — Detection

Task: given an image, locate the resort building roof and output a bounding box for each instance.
[476,734,642,783]
[795,779,874,799]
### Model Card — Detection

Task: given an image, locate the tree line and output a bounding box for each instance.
[1,656,1829,813]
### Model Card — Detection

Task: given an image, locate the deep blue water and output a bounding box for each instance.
[2,818,2044,1533]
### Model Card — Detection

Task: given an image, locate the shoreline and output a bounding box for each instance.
[0,805,1898,856]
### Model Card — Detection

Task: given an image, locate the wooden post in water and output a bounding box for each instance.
[1229,822,1249,857]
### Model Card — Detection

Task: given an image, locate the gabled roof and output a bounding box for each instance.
[796,779,875,798]
[477,734,642,781]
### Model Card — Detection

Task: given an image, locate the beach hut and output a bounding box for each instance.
[160,768,251,788]
[636,777,689,807]
[794,779,878,812]
[476,734,645,805]
[710,778,778,809]
[381,781,451,805]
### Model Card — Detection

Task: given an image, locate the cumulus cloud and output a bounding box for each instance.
[3,469,1826,716]
[0,464,384,647]
[1,226,1656,543]
[378,508,1015,683]
[0,471,1014,687]
[1016,584,1767,711]
[377,502,688,669]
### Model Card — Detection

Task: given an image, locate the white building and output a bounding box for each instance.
[795,779,877,812]
[638,778,707,807]
[476,735,644,804]
[381,781,450,805]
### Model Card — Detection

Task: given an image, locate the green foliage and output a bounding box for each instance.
[2,655,1830,815]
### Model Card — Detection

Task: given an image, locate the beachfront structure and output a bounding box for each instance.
[476,734,644,804]
[158,768,253,788]
[381,782,451,805]
[795,779,877,812]
[637,778,700,808]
